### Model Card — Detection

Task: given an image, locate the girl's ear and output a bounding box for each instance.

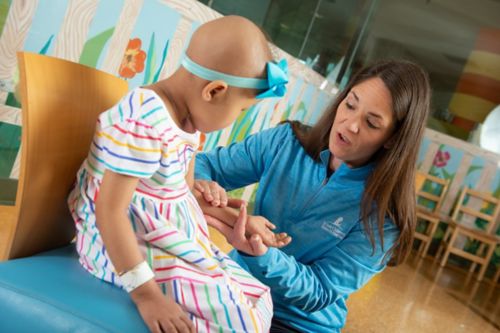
[201,80,228,102]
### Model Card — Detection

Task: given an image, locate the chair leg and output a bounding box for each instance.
[469,243,485,273]
[477,244,496,281]
[420,239,429,258]
[477,244,495,281]
[422,218,439,258]
[415,234,425,255]
[440,247,451,267]
[440,228,458,267]
[436,225,452,261]
[494,266,500,284]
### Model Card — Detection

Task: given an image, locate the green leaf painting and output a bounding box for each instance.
[0,0,11,38]
[466,164,483,176]
[0,122,21,178]
[227,106,258,144]
[143,32,156,84]
[280,105,293,121]
[153,40,169,83]
[203,130,222,152]
[141,34,170,85]
[79,27,115,67]
[441,168,454,181]
[39,34,54,55]
[5,92,20,108]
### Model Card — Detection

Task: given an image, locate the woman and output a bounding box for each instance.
[194,60,430,332]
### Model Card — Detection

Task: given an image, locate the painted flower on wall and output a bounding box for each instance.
[433,150,450,168]
[119,38,146,79]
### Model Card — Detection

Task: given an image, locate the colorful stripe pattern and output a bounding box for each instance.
[449,28,500,124]
[68,88,272,332]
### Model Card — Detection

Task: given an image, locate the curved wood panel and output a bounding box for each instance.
[3,52,128,259]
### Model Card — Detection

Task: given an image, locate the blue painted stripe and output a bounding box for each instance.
[23,1,69,54]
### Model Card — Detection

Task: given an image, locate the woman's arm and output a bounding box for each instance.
[234,224,398,312]
[239,247,374,312]
[195,124,288,190]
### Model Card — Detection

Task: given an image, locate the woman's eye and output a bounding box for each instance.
[346,102,355,110]
[367,121,379,129]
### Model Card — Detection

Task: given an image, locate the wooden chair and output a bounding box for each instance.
[437,187,500,281]
[494,265,500,284]
[0,52,128,260]
[413,171,450,257]
[0,53,155,332]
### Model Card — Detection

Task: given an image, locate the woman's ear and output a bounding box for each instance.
[383,135,397,149]
[201,80,228,102]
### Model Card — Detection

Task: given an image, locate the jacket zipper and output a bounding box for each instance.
[297,175,330,216]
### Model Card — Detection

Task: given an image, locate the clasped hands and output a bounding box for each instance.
[194,180,292,256]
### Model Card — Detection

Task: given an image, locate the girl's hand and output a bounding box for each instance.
[247,216,291,248]
[194,180,228,207]
[131,280,194,333]
[205,204,268,256]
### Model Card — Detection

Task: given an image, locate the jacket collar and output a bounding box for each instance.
[319,149,375,182]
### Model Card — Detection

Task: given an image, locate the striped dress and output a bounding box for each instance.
[68,88,273,333]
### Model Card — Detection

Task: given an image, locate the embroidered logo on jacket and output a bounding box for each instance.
[321,217,345,238]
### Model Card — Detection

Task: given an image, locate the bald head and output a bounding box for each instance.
[185,16,273,80]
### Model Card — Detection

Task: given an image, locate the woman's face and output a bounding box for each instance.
[329,77,395,168]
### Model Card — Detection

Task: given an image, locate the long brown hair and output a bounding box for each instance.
[288,60,431,266]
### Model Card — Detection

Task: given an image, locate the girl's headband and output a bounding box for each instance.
[181,55,288,99]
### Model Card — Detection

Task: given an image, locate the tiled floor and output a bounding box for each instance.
[344,254,499,332]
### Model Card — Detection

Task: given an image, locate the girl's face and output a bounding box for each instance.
[329,77,395,168]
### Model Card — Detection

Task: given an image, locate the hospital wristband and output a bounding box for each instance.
[118,261,155,293]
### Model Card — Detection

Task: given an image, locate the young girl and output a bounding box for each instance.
[68,16,289,333]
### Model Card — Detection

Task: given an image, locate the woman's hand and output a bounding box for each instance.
[131,280,194,333]
[194,179,228,207]
[205,203,269,256]
[247,215,291,248]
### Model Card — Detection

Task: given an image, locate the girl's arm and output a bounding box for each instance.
[96,170,194,333]
[194,125,292,248]
[194,188,291,248]
[185,153,196,191]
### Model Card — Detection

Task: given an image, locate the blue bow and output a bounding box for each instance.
[256,59,289,99]
[181,54,288,99]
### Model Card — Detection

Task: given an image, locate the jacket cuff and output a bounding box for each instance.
[236,247,279,274]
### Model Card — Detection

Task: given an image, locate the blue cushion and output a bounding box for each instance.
[0,245,148,332]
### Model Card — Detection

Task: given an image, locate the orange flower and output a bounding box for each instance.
[119,38,146,79]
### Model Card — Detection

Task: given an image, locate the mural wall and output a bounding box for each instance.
[0,0,332,180]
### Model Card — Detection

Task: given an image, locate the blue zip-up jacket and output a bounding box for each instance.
[195,123,399,332]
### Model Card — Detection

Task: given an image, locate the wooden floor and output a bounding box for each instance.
[0,205,15,260]
[344,253,500,333]
[210,227,499,332]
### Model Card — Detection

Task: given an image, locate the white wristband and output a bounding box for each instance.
[118,261,155,293]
